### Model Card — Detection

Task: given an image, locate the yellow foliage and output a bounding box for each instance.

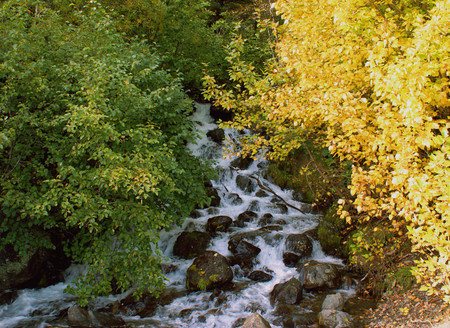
[204,0,450,301]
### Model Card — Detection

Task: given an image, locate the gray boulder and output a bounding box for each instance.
[270,277,303,305]
[242,313,272,328]
[318,309,352,328]
[234,211,258,227]
[236,175,256,193]
[224,193,244,205]
[283,233,313,267]
[322,293,345,311]
[248,270,273,282]
[228,239,261,267]
[300,261,342,290]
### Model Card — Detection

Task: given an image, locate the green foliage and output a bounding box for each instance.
[83,0,228,95]
[0,0,214,305]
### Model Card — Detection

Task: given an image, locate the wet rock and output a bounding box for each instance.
[272,303,309,317]
[234,211,258,227]
[228,239,261,267]
[304,228,319,241]
[300,260,342,290]
[207,216,233,234]
[67,305,125,327]
[196,186,220,209]
[189,210,202,218]
[248,270,273,282]
[245,302,266,314]
[230,230,266,243]
[221,280,252,293]
[118,292,158,317]
[213,293,229,307]
[292,191,303,202]
[242,313,272,328]
[247,200,260,211]
[257,213,274,226]
[264,233,284,246]
[119,288,188,318]
[157,287,189,306]
[0,233,69,292]
[179,308,195,318]
[299,203,314,214]
[266,203,288,214]
[318,309,353,328]
[186,251,233,291]
[207,187,221,207]
[207,128,225,144]
[281,312,318,327]
[322,293,345,311]
[225,193,244,205]
[0,290,18,306]
[230,156,254,170]
[285,233,313,258]
[230,230,283,247]
[270,277,303,305]
[207,207,220,215]
[343,295,377,317]
[67,306,91,327]
[255,189,269,197]
[173,231,211,259]
[232,317,247,328]
[283,252,302,268]
[258,225,283,232]
[274,218,287,225]
[236,175,256,193]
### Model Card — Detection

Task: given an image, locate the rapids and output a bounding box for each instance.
[0,103,354,328]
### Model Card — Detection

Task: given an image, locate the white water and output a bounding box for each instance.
[0,103,351,328]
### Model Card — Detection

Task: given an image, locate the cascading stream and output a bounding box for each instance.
[0,103,354,328]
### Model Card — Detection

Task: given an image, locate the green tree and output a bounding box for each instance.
[0,0,214,305]
[84,0,228,95]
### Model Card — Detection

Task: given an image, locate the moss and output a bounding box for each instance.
[267,162,316,204]
[317,202,349,258]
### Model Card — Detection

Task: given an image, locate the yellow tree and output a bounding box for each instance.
[204,0,449,300]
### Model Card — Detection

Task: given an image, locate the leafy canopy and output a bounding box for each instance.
[204,0,450,301]
[0,0,214,305]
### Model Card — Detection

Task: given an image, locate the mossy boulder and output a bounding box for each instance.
[186,251,233,291]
